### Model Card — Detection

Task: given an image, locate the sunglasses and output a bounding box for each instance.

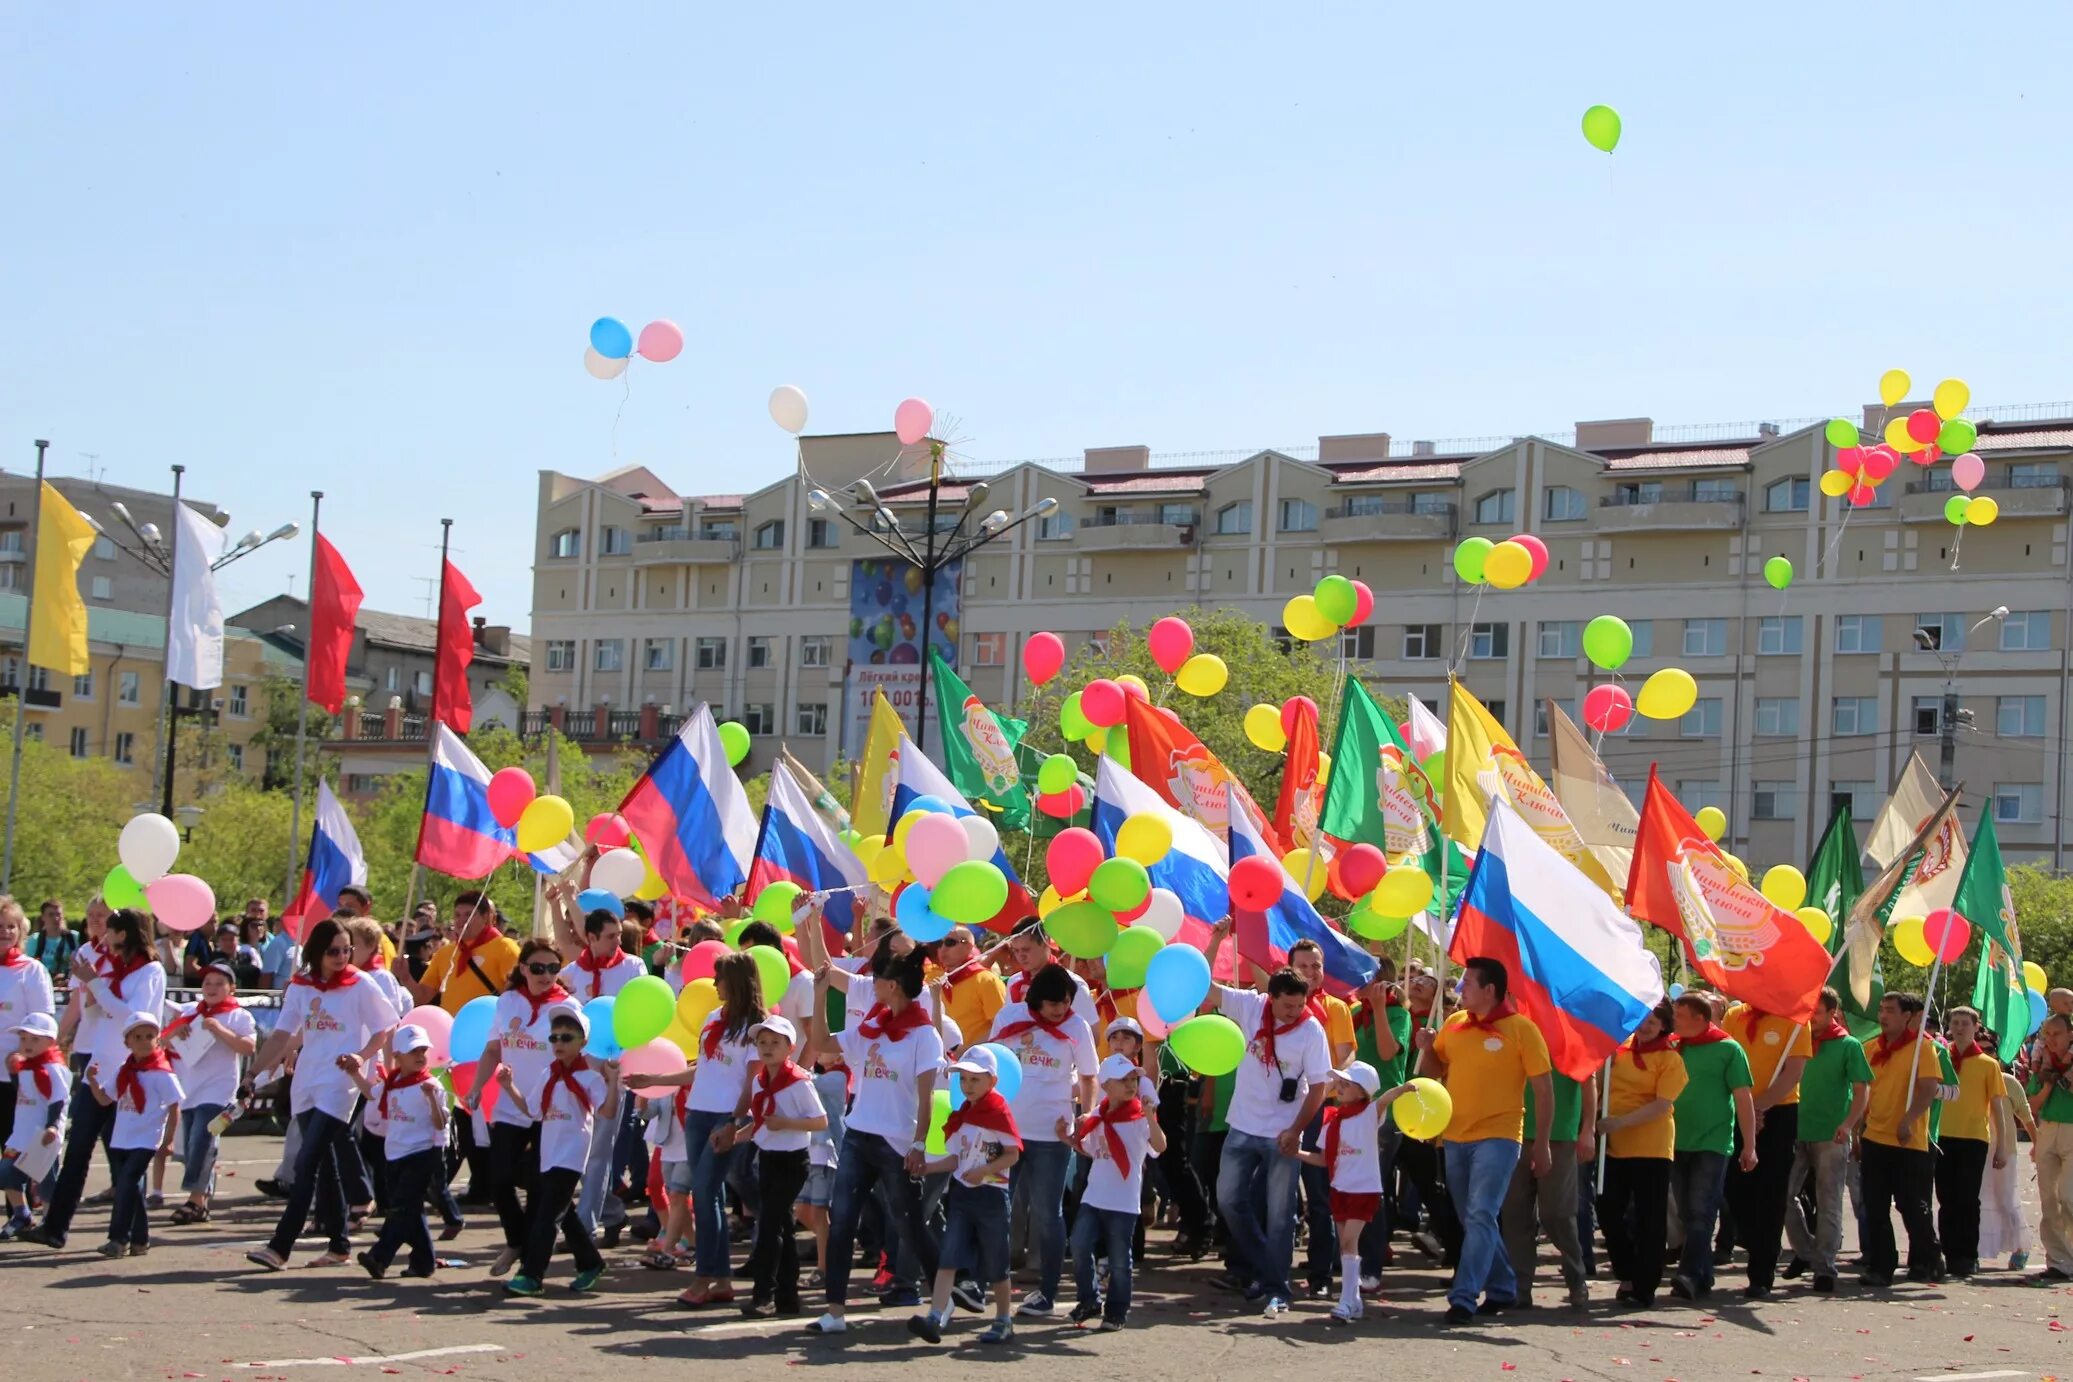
[939,935,970,948]
[525,961,560,976]
[548,1030,583,1044]
[325,945,352,958]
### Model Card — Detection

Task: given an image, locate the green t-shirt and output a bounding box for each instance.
[1205,1071,1236,1134]
[1524,1072,1584,1143]
[1797,1034,1872,1143]
[1927,1042,1957,1144]
[1673,1038,1753,1154]
[1353,1003,1415,1090]
[2029,1068,2073,1124]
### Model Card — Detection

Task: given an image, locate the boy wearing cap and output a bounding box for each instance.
[341,1024,449,1279]
[911,1043,1022,1346]
[92,1012,182,1258]
[163,962,258,1226]
[1296,1061,1408,1323]
[1,1013,67,1237]
[495,1004,617,1295]
[739,1014,827,1317]
[1066,1052,1165,1330]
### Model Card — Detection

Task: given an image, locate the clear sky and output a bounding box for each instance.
[5,3,2068,623]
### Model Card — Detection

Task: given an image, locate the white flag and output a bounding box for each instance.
[166,503,227,689]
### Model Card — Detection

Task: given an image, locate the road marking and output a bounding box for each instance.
[690,1313,905,1338]
[1913,1371,2028,1381]
[238,1344,506,1368]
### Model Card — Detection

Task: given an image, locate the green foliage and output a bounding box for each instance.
[246,673,336,792]
[0,702,148,906]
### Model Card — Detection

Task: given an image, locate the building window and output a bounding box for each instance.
[699,519,738,540]
[226,743,244,772]
[1544,486,1586,522]
[229,684,248,717]
[1830,782,1875,819]
[1403,624,1441,660]
[1037,511,1075,540]
[1756,615,1803,655]
[807,519,838,549]
[1533,699,1575,737]
[594,639,623,672]
[89,576,112,601]
[1156,503,1195,526]
[0,530,22,555]
[1680,698,1722,738]
[1467,623,1509,660]
[747,637,771,669]
[1627,621,1654,658]
[0,568,17,592]
[1913,696,1944,737]
[752,520,785,550]
[550,529,581,559]
[1754,697,1799,736]
[1339,626,1376,660]
[1277,499,1318,533]
[802,636,832,668]
[1994,784,2043,824]
[1764,477,1810,512]
[742,704,775,736]
[1998,695,2046,738]
[644,639,673,672]
[2009,461,2059,487]
[1914,613,1964,653]
[1678,780,1723,814]
[72,670,93,700]
[93,535,115,560]
[385,666,399,692]
[68,727,87,758]
[1832,697,1877,736]
[113,731,135,764]
[1682,619,1726,657]
[1483,699,1507,727]
[1537,620,1580,659]
[969,633,1004,667]
[413,669,432,696]
[1214,502,1252,536]
[2001,610,2051,651]
[1472,489,1516,525]
[794,702,828,736]
[696,638,726,670]
[599,526,631,556]
[545,640,575,672]
[118,671,140,706]
[1752,781,1797,820]
[1835,614,1882,653]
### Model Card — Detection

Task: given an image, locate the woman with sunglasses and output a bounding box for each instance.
[243,918,400,1270]
[470,939,572,1277]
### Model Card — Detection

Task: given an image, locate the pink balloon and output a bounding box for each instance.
[1348,580,1375,627]
[1583,683,1633,734]
[487,767,535,829]
[636,319,684,363]
[1280,695,1318,739]
[1338,843,1386,896]
[399,1005,455,1067]
[1847,483,1876,507]
[1120,678,1147,703]
[1229,855,1285,912]
[145,873,215,933]
[906,812,969,888]
[1080,678,1126,728]
[1861,448,1899,482]
[1024,632,1065,685]
[1951,452,1985,493]
[1147,617,1195,675]
[1046,828,1105,896]
[1136,996,1169,1040]
[894,397,934,446]
[1510,533,1550,582]
[619,1038,689,1080]
[680,939,729,983]
[1923,908,1972,963]
[585,812,632,849]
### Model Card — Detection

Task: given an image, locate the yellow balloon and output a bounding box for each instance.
[1038,884,1065,918]
[1245,703,1288,752]
[1484,540,1532,590]
[1280,849,1329,902]
[1722,852,1749,882]
[853,833,885,870]
[1891,915,1933,968]
[868,841,908,887]
[2024,960,2049,992]
[1635,667,1698,720]
[1760,864,1807,912]
[1932,378,1970,420]
[1968,495,1999,526]
[1371,868,1434,917]
[1087,727,1109,754]
[1316,751,1332,789]
[1693,805,1727,842]
[1283,594,1340,643]
[1795,906,1833,946]
[1116,812,1173,867]
[1175,653,1229,697]
[634,863,668,901]
[1879,368,1911,408]
[1392,1076,1453,1141]
[1818,469,1855,498]
[1117,673,1150,701]
[892,810,925,853]
[675,976,719,1033]
[516,794,575,854]
[1885,416,1924,454]
[662,1016,701,1060]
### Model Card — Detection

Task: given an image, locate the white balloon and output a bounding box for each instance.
[959,815,1000,864]
[117,812,181,885]
[591,847,647,897]
[1138,888,1184,942]
[584,346,628,380]
[768,384,809,434]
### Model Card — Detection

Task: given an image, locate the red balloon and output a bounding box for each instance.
[1229,855,1285,911]
[1114,892,1152,924]
[1338,842,1387,896]
[1147,617,1195,675]
[1280,696,1318,739]
[1582,683,1633,734]
[1037,787,1082,819]
[585,812,632,849]
[448,1061,478,1099]
[1922,908,1972,963]
[1081,679,1126,728]
[1860,448,1898,482]
[1906,408,1940,444]
[1348,580,1375,627]
[1047,827,1105,894]
[1847,483,1877,507]
[1833,445,1862,471]
[1917,444,1942,467]
[486,767,535,829]
[1024,632,1066,686]
[1509,533,1550,582]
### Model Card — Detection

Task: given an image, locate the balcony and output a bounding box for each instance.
[1900,473,2070,523]
[1321,498,1455,543]
[520,705,683,748]
[634,529,738,564]
[1075,512,1197,551]
[1594,485,1743,532]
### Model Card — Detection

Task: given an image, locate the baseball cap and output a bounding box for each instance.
[1098,1053,1139,1083]
[8,1012,58,1039]
[199,960,238,983]
[547,1001,588,1037]
[1335,1060,1382,1099]
[948,1045,999,1078]
[1105,1016,1144,1040]
[122,1011,163,1037]
[747,1014,797,1045]
[391,1024,433,1055]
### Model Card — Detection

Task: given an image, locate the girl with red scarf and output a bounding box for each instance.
[0,900,55,1166]
[909,1043,1022,1346]
[738,1014,826,1317]
[164,963,257,1225]
[0,1012,67,1237]
[90,1012,182,1259]
[1295,1061,1408,1324]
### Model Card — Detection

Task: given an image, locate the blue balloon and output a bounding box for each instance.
[1144,944,1212,1025]
[978,1042,1023,1102]
[583,996,622,1060]
[905,795,954,819]
[449,994,498,1065]
[896,881,953,943]
[1668,983,1685,999]
[578,888,625,919]
[2029,988,2049,1036]
[589,316,633,360]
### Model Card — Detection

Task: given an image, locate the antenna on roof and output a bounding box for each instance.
[411,575,438,618]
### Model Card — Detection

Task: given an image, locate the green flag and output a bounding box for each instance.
[1956,811,2029,1063]
[1807,803,1880,1037]
[928,649,1030,829]
[1321,678,1467,915]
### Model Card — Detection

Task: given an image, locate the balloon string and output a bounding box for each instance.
[1949,523,1965,572]
[610,364,634,463]
[1450,585,1488,676]
[1816,501,1855,579]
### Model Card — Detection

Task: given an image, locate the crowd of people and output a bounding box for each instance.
[0,878,2070,1345]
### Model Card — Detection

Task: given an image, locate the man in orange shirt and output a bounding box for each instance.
[1721,999,1811,1296]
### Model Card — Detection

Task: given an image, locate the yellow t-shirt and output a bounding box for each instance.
[937,964,1007,1048]
[1316,994,1356,1063]
[1605,1043,1690,1161]
[1431,1009,1551,1143]
[421,932,522,1015]
[1723,1005,1812,1106]
[1941,1049,2005,1143]
[1863,1033,1939,1151]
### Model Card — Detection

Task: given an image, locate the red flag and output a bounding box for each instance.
[1121,697,1286,854]
[432,559,482,732]
[306,535,363,715]
[1626,766,1830,1023]
[1273,698,1320,844]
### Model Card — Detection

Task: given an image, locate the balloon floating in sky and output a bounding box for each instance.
[769,385,810,434]
[1581,104,1622,154]
[585,316,683,378]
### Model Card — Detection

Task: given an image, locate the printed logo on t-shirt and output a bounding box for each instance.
[1762,1031,1780,1045]
[305,997,344,1035]
[860,1042,898,1084]
[505,1016,543,1051]
[1482,1037,1504,1053]
[1016,1033,1061,1072]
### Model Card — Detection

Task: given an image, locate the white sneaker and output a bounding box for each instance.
[1262,1295,1289,1318]
[1329,1300,1363,1324]
[808,1313,848,1334]
[488,1247,518,1278]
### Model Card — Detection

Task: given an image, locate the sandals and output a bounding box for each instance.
[642,1251,678,1271]
[308,1250,352,1267]
[170,1203,210,1225]
[245,1248,288,1272]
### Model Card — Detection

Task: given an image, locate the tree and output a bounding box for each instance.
[246,673,337,792]
[0,702,145,905]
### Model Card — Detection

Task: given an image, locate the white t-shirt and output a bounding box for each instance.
[1004,967,1100,1028]
[83,957,166,1097]
[777,970,816,1054]
[164,1002,258,1108]
[5,1058,68,1155]
[809,1069,847,1168]
[363,965,406,1017]
[833,1018,944,1143]
[1321,1099,1383,1194]
[944,1117,1016,1188]
[0,958,54,1082]
[1216,988,1332,1140]
[109,1067,184,1150]
[278,975,400,1121]
[72,941,107,1057]
[750,1073,825,1153]
[561,951,646,1001]
[364,1071,449,1159]
[488,988,572,1128]
[526,1063,609,1173]
[688,1012,758,1114]
[646,1093,687,1163]
[1077,1112,1154,1214]
[991,1001,1098,1143]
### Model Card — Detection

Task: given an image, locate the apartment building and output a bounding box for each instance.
[531,410,2073,869]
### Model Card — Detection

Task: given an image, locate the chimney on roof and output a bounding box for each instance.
[1412,440,1436,457]
[1575,417,1654,450]
[1083,445,1150,474]
[1317,433,1392,463]
[1757,422,1780,438]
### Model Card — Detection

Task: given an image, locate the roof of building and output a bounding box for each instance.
[231,596,527,666]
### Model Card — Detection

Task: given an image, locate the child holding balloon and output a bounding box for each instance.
[494,1005,617,1295]
[1295,1061,1409,1323]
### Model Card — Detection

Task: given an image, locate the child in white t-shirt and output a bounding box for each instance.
[1067,1054,1166,1330]
[1294,1061,1407,1323]
[1,1013,68,1235]
[740,1015,827,1316]
[494,1004,617,1296]
[342,1024,450,1279]
[93,1012,183,1258]
[910,1044,1022,1347]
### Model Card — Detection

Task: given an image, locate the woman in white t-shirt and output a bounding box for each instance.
[242,918,400,1270]
[469,939,573,1277]
[989,963,1099,1317]
[162,962,257,1224]
[554,896,645,1240]
[0,899,56,1159]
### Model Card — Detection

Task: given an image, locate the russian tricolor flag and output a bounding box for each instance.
[1090,756,1223,960]
[1226,792,1377,998]
[1451,799,1664,1080]
[751,760,867,949]
[888,733,1033,930]
[417,724,581,880]
[618,704,756,911]
[284,781,366,942]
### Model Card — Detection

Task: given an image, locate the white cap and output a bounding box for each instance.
[8,1012,58,1039]
[747,1014,797,1044]
[1335,1060,1382,1099]
[391,1024,433,1055]
[547,1001,588,1037]
[948,1045,999,1078]
[1097,1053,1139,1084]
[121,1011,162,1037]
[1104,1016,1144,1040]
[939,1013,964,1056]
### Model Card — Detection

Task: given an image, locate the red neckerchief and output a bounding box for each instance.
[1628,1031,1674,1070]
[516,981,572,1027]
[1460,1000,1518,1034]
[0,946,23,969]
[701,1014,746,1062]
[452,923,505,976]
[98,949,150,1001]
[941,958,989,990]
[1006,961,1057,1005]
[10,1047,60,1099]
[293,964,363,992]
[1075,1098,1144,1170]
[378,1065,433,1120]
[1868,1026,1919,1067]
[748,1060,807,1134]
[1949,1039,1984,1072]
[1323,1096,1371,1168]
[1304,995,1332,1030]
[672,1085,690,1123]
[162,997,240,1044]
[1811,1015,1850,1052]
[1674,1022,1731,1048]
[943,1088,1022,1149]
[856,1000,931,1043]
[115,1048,173,1112]
[1256,1008,1307,1068]
[993,1010,1073,1045]
[540,1058,594,1117]
[575,945,627,999]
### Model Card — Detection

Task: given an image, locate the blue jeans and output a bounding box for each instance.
[1071,1205,1137,1323]
[825,1132,938,1307]
[1672,1150,1730,1292]
[178,1105,224,1195]
[108,1147,154,1246]
[1216,1129,1302,1299]
[39,1080,115,1239]
[577,1100,636,1233]
[268,1109,355,1258]
[1443,1137,1521,1312]
[682,1108,738,1278]
[1009,1139,1073,1299]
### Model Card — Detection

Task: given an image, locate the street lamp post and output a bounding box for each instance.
[808,441,1056,754]
[1916,605,2009,791]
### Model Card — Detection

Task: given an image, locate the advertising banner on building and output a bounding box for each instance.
[841,556,961,755]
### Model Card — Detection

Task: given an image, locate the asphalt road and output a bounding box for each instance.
[2,1133,2068,1382]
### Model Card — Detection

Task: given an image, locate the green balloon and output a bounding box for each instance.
[1168,1014,1246,1077]
[752,881,800,927]
[746,944,792,1008]
[1453,537,1493,585]
[613,975,675,1049]
[1939,418,1977,455]
[103,864,145,910]
[1037,752,1077,796]
[1944,495,1972,525]
[1763,555,1793,592]
[1104,925,1165,989]
[932,860,1009,925]
[1824,417,1859,449]
[1582,615,1634,672]
[1420,750,1446,785]
[724,917,752,947]
[1348,906,1409,942]
[926,1088,952,1156]
[838,828,862,848]
[1045,900,1120,961]
[1313,574,1357,625]
[1581,104,1621,154]
[1059,691,1092,741]
[718,720,751,767]
[1088,857,1151,913]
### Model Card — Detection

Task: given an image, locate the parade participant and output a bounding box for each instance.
[1783,988,1870,1293]
[471,939,573,1278]
[1067,1052,1167,1331]
[2026,1012,2073,1282]
[1295,1060,1404,1324]
[1935,1006,2006,1278]
[990,961,1099,1318]
[1503,1067,1594,1311]
[1269,939,1354,1297]
[732,920,811,1053]
[795,1056,847,1290]
[1395,969,1458,1264]
[406,892,518,1201]
[25,900,76,981]
[1859,991,1944,1287]
[1597,1002,1686,1308]
[1667,993,1755,1300]
[736,1014,825,1316]
[911,1044,1021,1346]
[996,918,1100,1026]
[161,962,257,1224]
[1420,956,1553,1325]
[93,1011,180,1258]
[342,1024,449,1280]
[555,892,645,1240]
[0,899,54,1155]
[0,1013,66,1237]
[343,918,404,1016]
[934,925,1006,1047]
[1350,962,1409,1286]
[1979,1040,2035,1272]
[495,1004,615,1295]
[1720,997,1810,1296]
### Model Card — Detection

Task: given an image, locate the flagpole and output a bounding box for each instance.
[407,518,454,920]
[284,490,323,906]
[1,441,50,889]
[155,463,186,818]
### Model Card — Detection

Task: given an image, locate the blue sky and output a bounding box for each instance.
[5,3,2068,622]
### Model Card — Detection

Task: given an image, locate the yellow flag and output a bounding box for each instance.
[850,688,905,838]
[1444,679,1620,898]
[28,482,94,676]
